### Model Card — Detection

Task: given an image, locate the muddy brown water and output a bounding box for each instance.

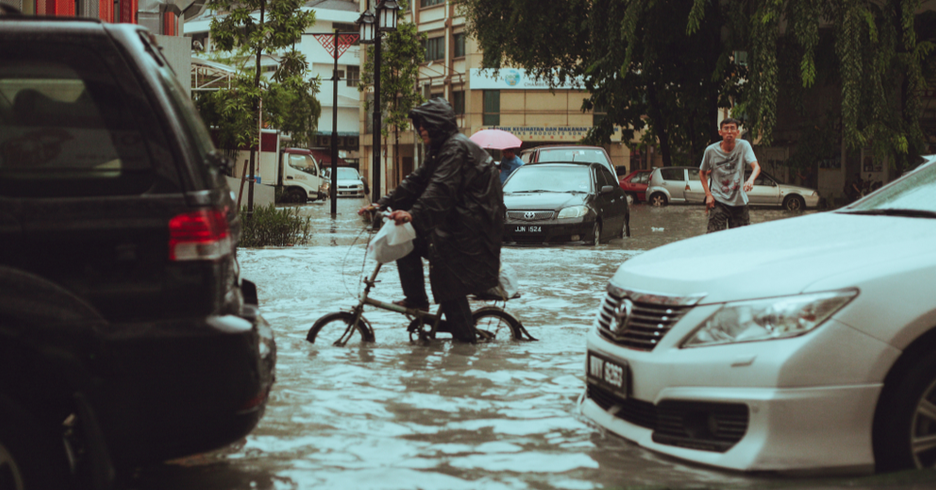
[131,198,936,490]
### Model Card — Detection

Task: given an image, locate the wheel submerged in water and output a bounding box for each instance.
[404,307,525,342]
[307,311,375,345]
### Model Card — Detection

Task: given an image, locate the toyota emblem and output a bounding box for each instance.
[612,298,634,334]
[523,211,536,220]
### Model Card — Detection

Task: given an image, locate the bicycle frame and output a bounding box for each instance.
[334,261,443,346]
[322,210,530,346]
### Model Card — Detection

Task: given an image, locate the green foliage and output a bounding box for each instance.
[360,0,425,175]
[458,0,936,173]
[238,204,312,247]
[360,0,426,139]
[197,0,320,149]
[458,0,737,166]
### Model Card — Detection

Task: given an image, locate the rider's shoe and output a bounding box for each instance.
[393,299,429,312]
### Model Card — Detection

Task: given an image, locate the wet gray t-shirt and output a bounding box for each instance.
[699,139,757,206]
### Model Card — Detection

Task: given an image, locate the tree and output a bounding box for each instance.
[732,0,936,173]
[458,0,936,173]
[457,0,741,166]
[196,0,318,210]
[360,0,426,181]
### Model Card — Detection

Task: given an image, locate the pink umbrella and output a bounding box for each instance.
[469,129,522,150]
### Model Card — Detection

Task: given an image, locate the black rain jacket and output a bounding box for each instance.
[378,98,505,302]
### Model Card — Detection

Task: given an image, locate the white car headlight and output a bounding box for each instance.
[557,206,589,219]
[682,289,857,347]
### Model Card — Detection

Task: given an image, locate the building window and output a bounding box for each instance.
[347,65,359,87]
[452,90,465,115]
[483,90,499,126]
[425,37,444,61]
[453,32,465,58]
[421,0,444,7]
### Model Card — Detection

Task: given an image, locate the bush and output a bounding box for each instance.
[238,204,312,247]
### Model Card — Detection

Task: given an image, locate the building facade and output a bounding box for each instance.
[358,0,633,197]
[184,0,363,167]
[9,0,196,36]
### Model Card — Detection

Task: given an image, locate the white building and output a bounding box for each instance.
[184,0,362,165]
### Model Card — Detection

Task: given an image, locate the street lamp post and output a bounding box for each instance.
[357,0,399,203]
[304,30,360,215]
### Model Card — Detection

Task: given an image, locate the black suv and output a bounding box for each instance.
[0,17,275,489]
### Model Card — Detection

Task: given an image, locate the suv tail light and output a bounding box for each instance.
[169,209,232,261]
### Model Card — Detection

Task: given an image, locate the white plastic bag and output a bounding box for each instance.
[366,218,417,264]
[482,262,520,300]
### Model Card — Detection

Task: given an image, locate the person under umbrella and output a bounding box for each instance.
[499,147,523,184]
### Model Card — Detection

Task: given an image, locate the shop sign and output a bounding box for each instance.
[487,126,591,141]
[470,68,584,90]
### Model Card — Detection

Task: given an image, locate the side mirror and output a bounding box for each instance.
[601,185,615,194]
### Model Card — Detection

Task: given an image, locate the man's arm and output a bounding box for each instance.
[699,169,715,210]
[744,160,761,192]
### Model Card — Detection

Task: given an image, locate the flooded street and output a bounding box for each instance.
[132,198,936,490]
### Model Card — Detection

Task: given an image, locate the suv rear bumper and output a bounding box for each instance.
[92,312,276,465]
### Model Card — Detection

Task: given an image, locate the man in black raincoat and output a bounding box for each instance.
[361,98,505,343]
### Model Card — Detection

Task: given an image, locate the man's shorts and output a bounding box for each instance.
[707,200,750,233]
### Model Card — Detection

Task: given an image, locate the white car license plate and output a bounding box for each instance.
[587,351,628,399]
[515,225,542,233]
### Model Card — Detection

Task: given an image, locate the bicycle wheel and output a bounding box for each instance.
[307,311,375,346]
[472,307,523,341]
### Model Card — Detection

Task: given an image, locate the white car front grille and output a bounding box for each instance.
[595,285,701,351]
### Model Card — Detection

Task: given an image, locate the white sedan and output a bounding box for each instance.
[581,157,936,474]
[332,167,368,197]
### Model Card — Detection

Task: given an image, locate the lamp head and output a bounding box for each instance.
[356,10,376,44]
[377,0,399,32]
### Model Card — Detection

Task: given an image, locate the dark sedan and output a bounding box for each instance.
[503,162,630,245]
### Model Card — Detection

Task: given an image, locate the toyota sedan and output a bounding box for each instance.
[581,157,936,474]
[503,162,629,245]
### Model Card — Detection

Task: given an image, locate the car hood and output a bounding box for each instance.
[336,178,362,185]
[504,192,588,210]
[612,212,936,304]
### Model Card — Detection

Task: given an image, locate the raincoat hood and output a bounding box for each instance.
[409,98,458,146]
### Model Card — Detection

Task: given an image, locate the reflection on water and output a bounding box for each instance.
[131,199,936,490]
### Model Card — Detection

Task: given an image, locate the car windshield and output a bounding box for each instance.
[536,148,608,165]
[336,167,359,179]
[844,160,936,216]
[504,165,592,194]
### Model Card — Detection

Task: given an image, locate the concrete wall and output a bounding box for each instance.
[154,34,192,97]
[225,176,275,209]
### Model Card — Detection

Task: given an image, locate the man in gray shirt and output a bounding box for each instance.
[699,118,761,233]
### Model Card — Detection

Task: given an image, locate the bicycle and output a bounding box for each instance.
[306,212,536,346]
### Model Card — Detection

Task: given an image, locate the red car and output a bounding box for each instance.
[619,169,652,202]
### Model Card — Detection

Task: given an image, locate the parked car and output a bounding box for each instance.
[580,156,936,473]
[520,145,617,178]
[503,162,629,245]
[619,169,652,203]
[646,166,820,210]
[334,166,369,197]
[0,18,275,489]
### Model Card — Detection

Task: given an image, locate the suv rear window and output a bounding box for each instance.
[0,43,154,197]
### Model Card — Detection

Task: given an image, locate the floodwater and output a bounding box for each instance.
[131,198,936,490]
